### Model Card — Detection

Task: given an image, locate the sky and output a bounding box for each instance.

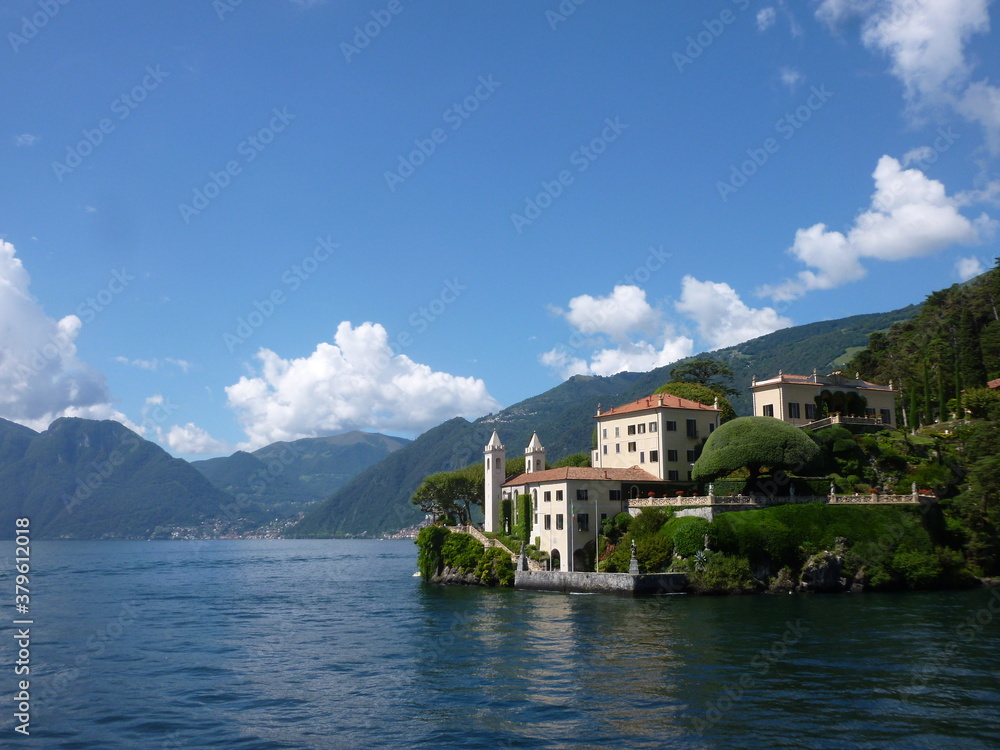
[1,0,999,459]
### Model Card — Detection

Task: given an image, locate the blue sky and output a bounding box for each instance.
[2,0,998,457]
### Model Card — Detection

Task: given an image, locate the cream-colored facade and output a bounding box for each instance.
[485,394,719,570]
[501,468,656,571]
[592,394,722,482]
[751,371,897,427]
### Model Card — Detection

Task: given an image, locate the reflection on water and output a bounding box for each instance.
[19,540,1000,749]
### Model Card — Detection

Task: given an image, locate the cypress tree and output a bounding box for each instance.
[959,307,988,387]
[922,362,932,425]
[909,383,920,429]
[955,361,965,419]
[937,365,947,422]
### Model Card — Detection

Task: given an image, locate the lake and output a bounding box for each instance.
[9,539,1000,748]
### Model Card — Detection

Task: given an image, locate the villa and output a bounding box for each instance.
[484,393,721,571]
[751,370,897,428]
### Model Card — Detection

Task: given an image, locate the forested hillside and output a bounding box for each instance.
[846,261,1000,426]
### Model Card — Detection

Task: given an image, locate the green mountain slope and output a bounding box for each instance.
[292,304,921,537]
[0,418,238,539]
[192,431,410,517]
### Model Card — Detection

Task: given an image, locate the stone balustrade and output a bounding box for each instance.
[629,492,931,509]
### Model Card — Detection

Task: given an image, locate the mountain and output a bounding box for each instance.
[191,431,410,517]
[292,303,921,537]
[0,417,238,539]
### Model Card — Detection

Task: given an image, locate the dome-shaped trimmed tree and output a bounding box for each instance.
[692,416,820,495]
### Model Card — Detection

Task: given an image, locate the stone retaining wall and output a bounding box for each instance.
[514,570,687,596]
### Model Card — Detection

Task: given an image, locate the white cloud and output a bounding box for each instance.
[163,423,230,455]
[759,155,996,301]
[14,133,39,147]
[0,240,119,429]
[556,284,661,343]
[780,67,804,92]
[675,276,792,349]
[114,356,193,374]
[541,337,694,380]
[757,7,777,31]
[955,255,985,280]
[225,321,500,449]
[541,285,695,378]
[817,0,1000,151]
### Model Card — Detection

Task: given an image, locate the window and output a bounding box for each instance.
[687,449,696,462]
[534,514,538,525]
[687,470,693,480]
[763,404,774,417]
[686,419,698,438]
[602,428,607,439]
[615,443,621,453]
[627,424,636,435]
[637,423,646,434]
[609,490,621,502]
[805,403,816,420]
[544,515,551,530]
[788,402,801,419]
[543,491,551,502]
[555,490,563,502]
[577,513,589,532]
[615,427,620,437]
[880,408,892,425]
[639,451,645,463]
[556,514,564,530]
[666,420,677,431]
[649,422,657,433]
[667,449,678,462]
[866,407,876,418]
[627,442,637,452]
[577,489,588,502]
[668,470,679,481]
[602,445,608,455]
[649,450,659,462]
[709,423,716,433]
[600,513,608,522]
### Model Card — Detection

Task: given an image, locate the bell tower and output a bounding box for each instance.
[525,431,545,474]
[484,430,505,532]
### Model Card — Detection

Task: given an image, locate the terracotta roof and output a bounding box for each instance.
[596,393,719,417]
[988,378,1000,390]
[503,466,660,487]
[753,373,894,391]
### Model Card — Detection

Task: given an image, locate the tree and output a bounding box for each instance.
[551,452,591,468]
[691,416,820,495]
[410,466,483,525]
[669,358,736,395]
[654,381,737,422]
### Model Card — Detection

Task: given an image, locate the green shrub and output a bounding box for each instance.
[630,508,671,537]
[475,547,515,587]
[441,532,485,573]
[689,553,758,594]
[671,517,710,557]
[637,535,673,573]
[500,498,512,534]
[415,526,449,580]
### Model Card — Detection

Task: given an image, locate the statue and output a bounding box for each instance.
[630,538,637,557]
[629,538,639,575]
[707,483,714,498]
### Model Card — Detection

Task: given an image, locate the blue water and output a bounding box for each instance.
[4,540,1000,749]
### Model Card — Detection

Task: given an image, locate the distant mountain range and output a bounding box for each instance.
[291,303,920,538]
[0,417,234,538]
[190,431,411,518]
[0,421,409,539]
[0,303,919,539]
